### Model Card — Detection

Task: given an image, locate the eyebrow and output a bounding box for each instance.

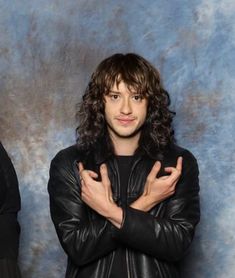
[109,90,121,94]
[108,90,140,95]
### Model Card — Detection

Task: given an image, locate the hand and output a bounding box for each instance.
[78,163,123,228]
[131,157,183,212]
[78,163,113,213]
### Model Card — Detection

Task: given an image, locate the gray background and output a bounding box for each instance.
[0,0,235,277]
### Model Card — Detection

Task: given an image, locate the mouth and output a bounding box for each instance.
[116,118,135,125]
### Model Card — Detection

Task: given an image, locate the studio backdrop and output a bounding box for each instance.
[0,1,235,277]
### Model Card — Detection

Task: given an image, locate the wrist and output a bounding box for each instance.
[131,194,156,212]
[105,203,123,229]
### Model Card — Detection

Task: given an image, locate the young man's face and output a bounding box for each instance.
[104,80,148,140]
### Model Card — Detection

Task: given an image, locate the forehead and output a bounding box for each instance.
[109,80,138,94]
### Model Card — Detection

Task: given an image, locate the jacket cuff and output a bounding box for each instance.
[111,206,154,243]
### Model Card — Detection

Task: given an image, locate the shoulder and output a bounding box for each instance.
[168,144,197,159]
[164,143,198,171]
[0,143,11,168]
[51,145,84,165]
[48,145,86,188]
[0,142,18,182]
[164,143,196,160]
[49,145,87,176]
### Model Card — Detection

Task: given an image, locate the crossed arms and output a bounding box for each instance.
[48,148,200,266]
[78,157,182,228]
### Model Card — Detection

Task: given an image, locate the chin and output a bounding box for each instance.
[107,123,143,139]
[114,129,140,138]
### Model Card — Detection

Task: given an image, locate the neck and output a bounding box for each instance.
[108,131,140,156]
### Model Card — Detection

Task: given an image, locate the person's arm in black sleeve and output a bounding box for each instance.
[48,150,118,267]
[0,142,21,214]
[111,150,200,262]
[0,142,21,260]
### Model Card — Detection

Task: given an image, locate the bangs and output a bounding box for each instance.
[94,53,160,98]
[101,65,149,97]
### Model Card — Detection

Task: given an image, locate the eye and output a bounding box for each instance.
[109,94,120,101]
[132,95,143,101]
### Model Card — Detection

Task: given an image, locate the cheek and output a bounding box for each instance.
[142,112,147,123]
[105,102,119,115]
[104,104,114,121]
[104,102,110,115]
[140,103,148,120]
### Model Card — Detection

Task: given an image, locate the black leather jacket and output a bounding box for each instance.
[48,143,200,278]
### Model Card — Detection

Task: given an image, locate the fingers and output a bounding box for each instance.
[100,164,110,186]
[176,156,183,172]
[100,164,113,202]
[163,168,180,184]
[163,156,183,183]
[87,170,98,179]
[164,156,183,174]
[147,161,161,182]
[78,162,98,183]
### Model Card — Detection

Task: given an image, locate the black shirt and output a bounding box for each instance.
[109,155,133,278]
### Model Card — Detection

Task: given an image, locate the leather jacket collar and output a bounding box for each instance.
[83,137,165,166]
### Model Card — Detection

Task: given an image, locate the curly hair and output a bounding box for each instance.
[76,53,175,155]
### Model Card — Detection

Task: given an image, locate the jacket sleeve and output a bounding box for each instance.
[48,150,118,266]
[0,142,21,214]
[111,150,200,262]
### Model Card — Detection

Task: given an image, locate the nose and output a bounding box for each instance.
[120,97,132,114]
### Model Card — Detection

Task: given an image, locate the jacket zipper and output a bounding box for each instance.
[125,158,141,278]
[113,158,121,202]
[106,251,115,277]
[126,249,131,278]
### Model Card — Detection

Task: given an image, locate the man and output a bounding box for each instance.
[48,53,200,278]
[0,142,21,278]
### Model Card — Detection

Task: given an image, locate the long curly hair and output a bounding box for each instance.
[76,53,175,155]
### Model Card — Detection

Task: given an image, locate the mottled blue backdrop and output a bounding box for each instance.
[0,1,235,277]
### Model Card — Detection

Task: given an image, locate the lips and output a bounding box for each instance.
[116,117,135,125]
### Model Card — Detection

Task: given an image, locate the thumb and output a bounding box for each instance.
[78,162,84,173]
